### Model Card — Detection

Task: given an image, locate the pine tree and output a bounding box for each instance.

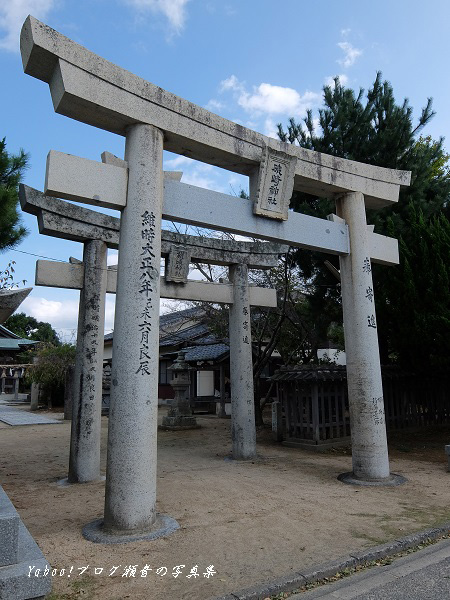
[0,137,29,252]
[386,208,450,370]
[278,73,450,368]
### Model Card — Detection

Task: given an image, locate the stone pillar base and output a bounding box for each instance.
[160,415,200,430]
[82,514,179,544]
[338,472,407,487]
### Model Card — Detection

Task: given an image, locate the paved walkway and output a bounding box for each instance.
[0,393,29,404]
[0,403,62,426]
[289,538,450,599]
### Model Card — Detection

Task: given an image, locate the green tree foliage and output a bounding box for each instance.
[5,312,60,345]
[0,138,29,252]
[278,73,450,367]
[384,208,450,371]
[26,343,76,406]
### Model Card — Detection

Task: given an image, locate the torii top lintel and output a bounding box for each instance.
[21,16,410,209]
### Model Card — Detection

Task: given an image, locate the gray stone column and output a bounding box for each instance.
[68,239,107,483]
[272,399,283,442]
[229,263,257,460]
[0,369,5,394]
[218,363,226,418]
[64,364,75,420]
[104,124,163,534]
[337,192,390,481]
[30,382,40,411]
[13,370,19,400]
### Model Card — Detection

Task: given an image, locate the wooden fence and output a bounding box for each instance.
[272,366,450,447]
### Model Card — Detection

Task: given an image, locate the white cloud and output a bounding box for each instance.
[263,118,279,140]
[219,74,245,93]
[164,154,194,169]
[21,295,80,332]
[340,28,351,37]
[181,171,222,191]
[124,0,189,34]
[107,251,118,266]
[20,293,117,340]
[324,73,349,87]
[204,98,226,112]
[220,76,320,118]
[0,0,57,52]
[104,295,116,332]
[164,155,228,192]
[337,41,362,68]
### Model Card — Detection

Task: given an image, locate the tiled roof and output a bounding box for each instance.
[184,343,229,362]
[0,338,38,351]
[0,325,20,339]
[160,307,204,327]
[160,323,210,347]
[105,307,206,344]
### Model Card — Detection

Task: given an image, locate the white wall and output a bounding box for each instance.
[317,349,346,365]
[197,370,214,396]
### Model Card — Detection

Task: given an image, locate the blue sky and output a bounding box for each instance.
[1,0,450,340]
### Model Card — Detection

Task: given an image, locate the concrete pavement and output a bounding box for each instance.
[289,537,450,599]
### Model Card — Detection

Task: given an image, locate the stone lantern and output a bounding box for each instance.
[161,350,199,430]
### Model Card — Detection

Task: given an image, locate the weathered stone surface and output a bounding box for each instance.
[63,365,74,420]
[35,260,278,306]
[163,178,350,255]
[272,400,283,442]
[45,150,127,209]
[338,472,407,486]
[82,514,179,545]
[252,145,296,220]
[68,240,107,484]
[104,124,163,535]
[229,263,256,460]
[0,522,51,600]
[20,16,411,207]
[299,556,359,585]
[161,230,287,268]
[39,209,119,247]
[0,487,19,567]
[337,192,390,481]
[161,351,198,430]
[23,181,399,266]
[30,382,39,411]
[0,288,32,324]
[22,184,289,267]
[20,184,119,239]
[165,246,190,283]
[0,485,52,599]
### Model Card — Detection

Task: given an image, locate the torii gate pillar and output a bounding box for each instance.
[104,124,164,535]
[68,239,107,483]
[337,192,404,485]
[229,263,257,460]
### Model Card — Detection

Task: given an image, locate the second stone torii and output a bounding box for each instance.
[20,184,285,481]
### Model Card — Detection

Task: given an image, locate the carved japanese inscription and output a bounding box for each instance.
[165,246,190,283]
[253,146,296,221]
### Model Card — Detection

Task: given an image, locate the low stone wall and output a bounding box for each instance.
[0,484,51,599]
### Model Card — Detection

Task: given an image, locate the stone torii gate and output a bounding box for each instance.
[20,184,283,478]
[21,16,410,542]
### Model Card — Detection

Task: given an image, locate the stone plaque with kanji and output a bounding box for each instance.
[253,146,296,221]
[165,246,190,283]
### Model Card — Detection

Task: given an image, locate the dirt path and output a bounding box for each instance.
[0,411,449,600]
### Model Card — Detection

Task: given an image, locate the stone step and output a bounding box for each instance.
[0,487,19,567]
[0,485,52,599]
